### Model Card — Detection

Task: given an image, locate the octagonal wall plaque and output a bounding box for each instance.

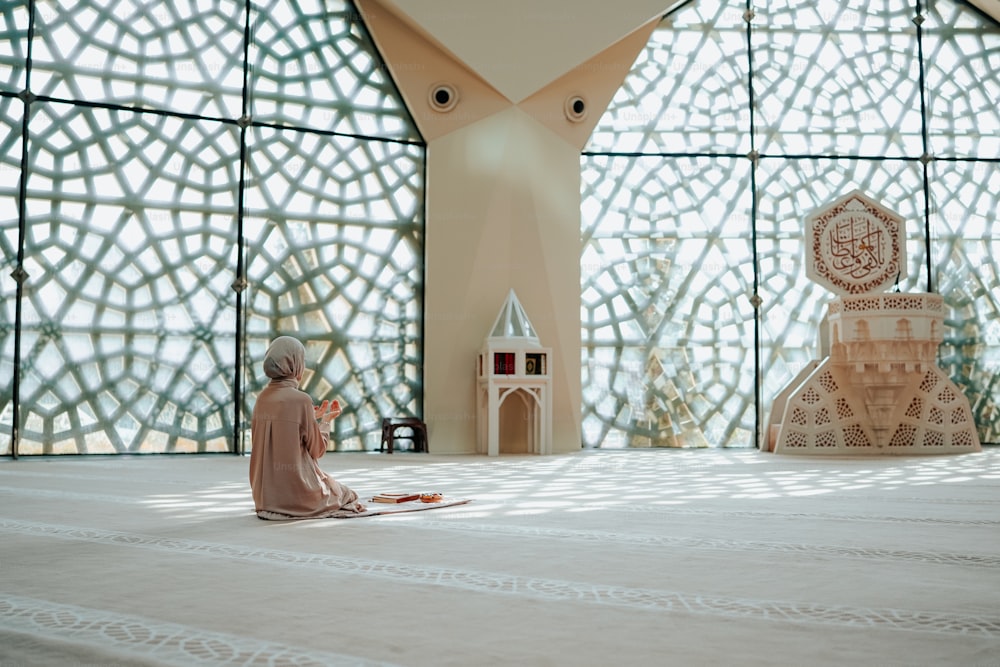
[805,190,906,296]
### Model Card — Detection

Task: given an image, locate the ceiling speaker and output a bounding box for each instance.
[565,95,587,123]
[429,83,459,113]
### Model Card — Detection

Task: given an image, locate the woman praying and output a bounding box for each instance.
[249,335,366,519]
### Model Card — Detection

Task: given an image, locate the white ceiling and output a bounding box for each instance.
[378,0,679,103]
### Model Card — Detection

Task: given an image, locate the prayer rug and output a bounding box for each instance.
[256,498,471,520]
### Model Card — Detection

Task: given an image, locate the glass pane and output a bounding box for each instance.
[931,162,1000,444]
[1,0,424,455]
[17,103,240,454]
[244,125,424,451]
[755,0,923,156]
[0,1,28,92]
[0,94,19,456]
[586,0,749,155]
[248,0,420,141]
[924,2,1000,159]
[581,155,755,448]
[30,1,245,118]
[583,0,1000,449]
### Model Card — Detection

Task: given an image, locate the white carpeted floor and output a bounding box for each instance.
[1,448,999,667]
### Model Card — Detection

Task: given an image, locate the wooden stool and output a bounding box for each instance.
[379,418,428,454]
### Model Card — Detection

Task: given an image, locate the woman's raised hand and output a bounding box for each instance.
[314,399,342,424]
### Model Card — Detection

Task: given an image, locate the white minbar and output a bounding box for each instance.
[476,290,552,456]
[767,190,981,455]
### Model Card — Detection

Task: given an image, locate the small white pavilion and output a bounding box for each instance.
[476,290,553,456]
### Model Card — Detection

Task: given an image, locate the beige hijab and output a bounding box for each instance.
[262,336,305,385]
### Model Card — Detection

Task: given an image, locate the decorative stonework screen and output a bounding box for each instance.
[0,1,424,456]
[582,0,999,448]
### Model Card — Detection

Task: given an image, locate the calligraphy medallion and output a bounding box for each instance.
[806,190,905,295]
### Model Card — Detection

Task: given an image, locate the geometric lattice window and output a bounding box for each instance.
[582,0,999,448]
[900,2,999,445]
[1,1,424,455]
[582,1,754,450]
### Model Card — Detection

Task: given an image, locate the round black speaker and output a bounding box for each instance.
[565,95,587,122]
[429,83,459,112]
